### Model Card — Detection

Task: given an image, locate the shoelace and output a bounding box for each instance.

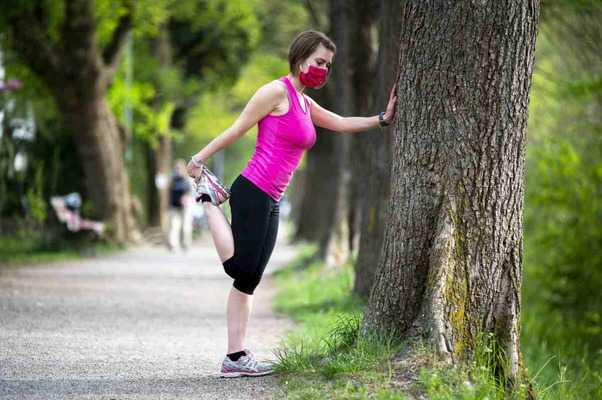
[237,355,259,371]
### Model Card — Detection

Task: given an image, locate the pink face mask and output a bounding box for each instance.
[299,64,329,88]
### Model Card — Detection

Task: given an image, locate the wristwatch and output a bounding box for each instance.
[378,111,390,127]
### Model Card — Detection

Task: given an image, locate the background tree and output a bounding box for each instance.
[293,0,340,246]
[318,0,353,266]
[294,0,377,268]
[363,0,540,386]
[347,0,378,258]
[353,0,401,298]
[0,0,163,242]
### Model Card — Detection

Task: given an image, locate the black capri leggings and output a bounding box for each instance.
[222,174,279,295]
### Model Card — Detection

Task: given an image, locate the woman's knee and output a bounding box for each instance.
[222,256,242,280]
[233,277,260,295]
[222,255,263,293]
[222,256,260,281]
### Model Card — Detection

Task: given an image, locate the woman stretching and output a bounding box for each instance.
[187,30,397,378]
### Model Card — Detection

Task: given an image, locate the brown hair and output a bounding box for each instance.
[288,30,336,76]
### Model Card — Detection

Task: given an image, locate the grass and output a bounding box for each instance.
[271,244,600,399]
[520,270,602,399]
[0,229,118,265]
[271,243,407,399]
[411,334,532,400]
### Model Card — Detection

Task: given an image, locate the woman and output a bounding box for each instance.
[187,30,397,378]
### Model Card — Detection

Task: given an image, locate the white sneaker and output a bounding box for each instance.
[193,164,230,206]
[219,350,274,378]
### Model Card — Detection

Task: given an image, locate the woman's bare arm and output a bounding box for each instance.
[308,84,397,134]
[187,81,285,176]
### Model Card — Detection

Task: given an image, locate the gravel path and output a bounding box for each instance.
[0,229,297,399]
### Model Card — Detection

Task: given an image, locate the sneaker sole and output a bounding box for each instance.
[219,370,273,378]
[194,174,230,205]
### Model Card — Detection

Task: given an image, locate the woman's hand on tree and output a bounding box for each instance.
[383,84,398,124]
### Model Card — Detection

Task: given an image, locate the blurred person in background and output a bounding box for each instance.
[167,159,193,252]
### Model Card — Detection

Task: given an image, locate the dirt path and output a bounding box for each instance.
[0,229,297,399]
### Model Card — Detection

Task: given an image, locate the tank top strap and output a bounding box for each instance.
[281,76,305,113]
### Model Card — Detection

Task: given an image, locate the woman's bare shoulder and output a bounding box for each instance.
[262,79,287,96]
[248,80,287,111]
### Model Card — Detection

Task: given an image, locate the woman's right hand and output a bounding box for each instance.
[186,159,203,179]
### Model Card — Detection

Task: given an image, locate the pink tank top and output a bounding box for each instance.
[241,76,317,202]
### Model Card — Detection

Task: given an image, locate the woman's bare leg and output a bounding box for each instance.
[227,286,253,353]
[202,201,252,354]
[202,202,234,262]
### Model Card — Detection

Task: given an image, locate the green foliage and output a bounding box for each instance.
[253,0,312,56]
[521,6,602,399]
[96,0,172,43]
[108,67,175,146]
[24,162,47,225]
[168,0,261,88]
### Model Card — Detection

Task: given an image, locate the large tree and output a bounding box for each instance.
[1,0,144,242]
[362,0,540,384]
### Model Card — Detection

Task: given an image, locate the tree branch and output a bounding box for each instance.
[304,0,323,30]
[102,9,134,68]
[101,3,135,84]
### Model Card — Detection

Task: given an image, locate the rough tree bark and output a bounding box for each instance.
[6,0,139,243]
[362,0,540,382]
[353,0,402,299]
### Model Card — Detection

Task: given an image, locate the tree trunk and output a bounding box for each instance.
[293,86,339,244]
[353,0,401,299]
[145,136,171,229]
[319,0,353,266]
[362,0,540,382]
[58,93,138,242]
[6,1,139,243]
[146,25,173,230]
[347,0,378,259]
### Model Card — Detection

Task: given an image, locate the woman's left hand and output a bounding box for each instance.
[383,84,398,124]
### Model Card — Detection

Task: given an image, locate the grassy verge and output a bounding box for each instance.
[521,271,602,399]
[271,245,598,399]
[271,243,406,399]
[0,230,118,265]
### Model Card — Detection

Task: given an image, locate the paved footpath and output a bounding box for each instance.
[0,228,297,400]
